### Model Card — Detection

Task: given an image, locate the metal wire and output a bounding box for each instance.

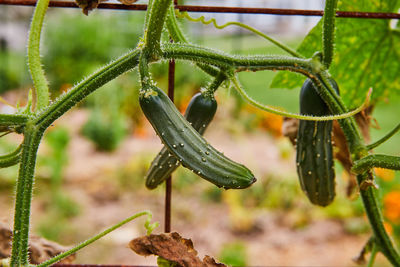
[1,0,400,19]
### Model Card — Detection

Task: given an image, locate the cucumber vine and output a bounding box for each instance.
[1,0,400,265]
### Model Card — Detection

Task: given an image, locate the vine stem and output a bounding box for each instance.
[11,124,43,266]
[161,43,368,121]
[0,145,21,168]
[0,114,29,128]
[352,154,400,174]
[322,0,338,68]
[34,49,140,130]
[37,211,158,267]
[367,121,400,150]
[28,0,50,111]
[144,0,173,58]
[202,71,226,98]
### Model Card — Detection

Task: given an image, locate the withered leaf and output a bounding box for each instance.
[129,232,226,267]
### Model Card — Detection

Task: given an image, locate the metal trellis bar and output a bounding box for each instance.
[1,0,400,19]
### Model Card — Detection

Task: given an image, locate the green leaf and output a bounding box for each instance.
[271,0,400,109]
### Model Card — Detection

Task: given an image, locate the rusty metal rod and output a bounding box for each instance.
[165,58,175,234]
[1,0,400,19]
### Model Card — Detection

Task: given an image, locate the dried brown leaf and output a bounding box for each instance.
[129,232,226,267]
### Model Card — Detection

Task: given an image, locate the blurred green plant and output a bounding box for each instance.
[0,52,30,93]
[218,241,248,266]
[81,81,129,152]
[43,10,144,93]
[37,127,80,241]
[43,127,70,187]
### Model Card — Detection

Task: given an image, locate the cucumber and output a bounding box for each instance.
[296,78,339,206]
[140,85,256,189]
[145,92,217,189]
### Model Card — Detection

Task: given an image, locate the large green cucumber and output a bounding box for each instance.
[140,85,256,189]
[296,78,339,206]
[145,92,217,189]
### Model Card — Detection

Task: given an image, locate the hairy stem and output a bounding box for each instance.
[202,71,226,98]
[322,0,338,68]
[352,154,400,174]
[360,175,400,264]
[0,114,29,128]
[0,145,21,168]
[144,0,173,58]
[162,43,312,71]
[138,51,152,89]
[367,122,400,150]
[34,49,140,130]
[162,43,367,120]
[11,124,43,266]
[28,0,50,111]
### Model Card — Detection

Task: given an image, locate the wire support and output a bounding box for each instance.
[1,0,400,19]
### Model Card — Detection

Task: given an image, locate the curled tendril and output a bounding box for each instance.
[174,9,302,58]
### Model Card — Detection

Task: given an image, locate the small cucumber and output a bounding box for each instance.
[145,92,217,189]
[296,78,339,206]
[140,85,256,189]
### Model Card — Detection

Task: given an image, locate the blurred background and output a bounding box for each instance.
[1,0,400,266]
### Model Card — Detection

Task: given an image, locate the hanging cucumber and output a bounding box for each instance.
[145,92,217,189]
[140,85,256,189]
[296,78,339,206]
